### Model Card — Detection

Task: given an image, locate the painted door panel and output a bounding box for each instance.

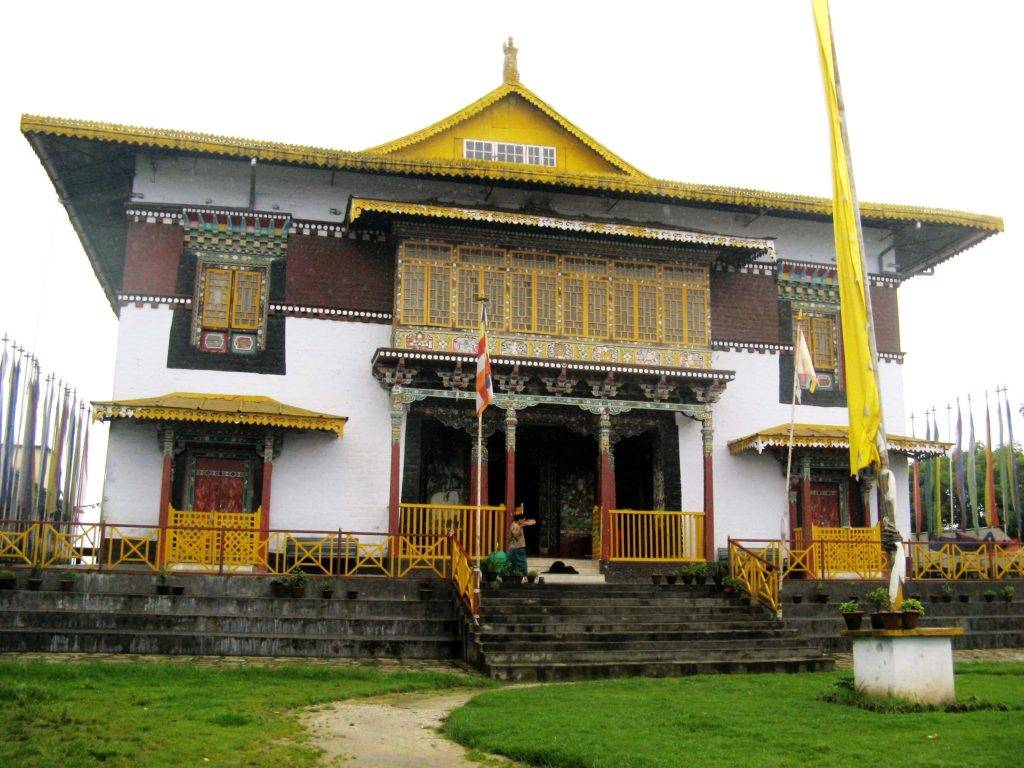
[193,457,246,513]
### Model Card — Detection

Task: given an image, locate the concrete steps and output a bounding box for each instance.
[472,583,832,681]
[0,572,460,660]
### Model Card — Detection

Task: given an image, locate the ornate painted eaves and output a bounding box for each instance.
[728,423,949,458]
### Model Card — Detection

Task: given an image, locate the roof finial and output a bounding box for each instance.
[503,36,519,84]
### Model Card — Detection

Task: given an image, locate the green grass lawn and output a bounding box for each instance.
[0,660,489,768]
[445,663,1024,768]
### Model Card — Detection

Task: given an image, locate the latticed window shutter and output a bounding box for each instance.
[230,271,263,330]
[811,316,837,369]
[202,268,233,329]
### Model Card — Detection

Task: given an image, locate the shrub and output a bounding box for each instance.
[288,570,308,587]
[865,586,891,612]
[839,599,860,614]
[59,571,78,582]
[900,598,924,614]
[940,583,953,595]
[1002,585,1015,599]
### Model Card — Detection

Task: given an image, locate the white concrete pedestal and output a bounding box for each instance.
[843,628,964,705]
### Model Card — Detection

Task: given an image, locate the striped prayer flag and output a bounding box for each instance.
[475,302,493,416]
[794,325,817,403]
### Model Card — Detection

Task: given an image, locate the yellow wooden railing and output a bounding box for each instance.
[399,503,506,560]
[728,539,780,613]
[449,535,478,617]
[607,510,704,562]
[908,541,1024,581]
[789,524,887,579]
[165,507,261,568]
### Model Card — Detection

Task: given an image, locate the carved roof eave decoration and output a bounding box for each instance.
[348,197,775,262]
[21,115,1003,234]
[728,423,949,459]
[372,347,731,417]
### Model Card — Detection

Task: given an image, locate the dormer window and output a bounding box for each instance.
[463,139,556,167]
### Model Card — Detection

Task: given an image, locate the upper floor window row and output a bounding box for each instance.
[397,241,709,347]
[463,139,557,167]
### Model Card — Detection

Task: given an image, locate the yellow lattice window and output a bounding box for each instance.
[400,262,426,324]
[400,242,453,327]
[612,263,658,342]
[686,289,707,345]
[231,271,263,330]
[201,268,233,329]
[796,313,837,371]
[457,247,505,327]
[201,267,265,332]
[562,258,608,338]
[510,252,556,334]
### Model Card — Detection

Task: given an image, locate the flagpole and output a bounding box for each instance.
[946,403,954,527]
[813,0,902,605]
[783,312,805,543]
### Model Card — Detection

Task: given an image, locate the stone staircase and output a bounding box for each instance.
[0,571,459,659]
[782,579,1024,653]
[472,582,834,681]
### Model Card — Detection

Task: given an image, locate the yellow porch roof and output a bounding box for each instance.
[728,424,949,458]
[91,393,347,437]
[348,197,775,255]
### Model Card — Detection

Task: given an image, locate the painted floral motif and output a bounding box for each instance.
[593,346,618,363]
[452,336,476,353]
[501,339,528,356]
[406,332,434,350]
[635,349,660,365]
[551,342,572,359]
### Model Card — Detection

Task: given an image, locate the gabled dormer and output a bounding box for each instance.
[362,38,647,179]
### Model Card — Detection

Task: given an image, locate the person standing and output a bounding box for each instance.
[507,512,535,583]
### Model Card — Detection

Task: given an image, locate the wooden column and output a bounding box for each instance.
[800,455,812,531]
[701,410,715,561]
[598,409,616,561]
[387,392,406,536]
[156,428,174,566]
[258,434,275,572]
[504,407,517,549]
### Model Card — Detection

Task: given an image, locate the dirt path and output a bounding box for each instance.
[303,688,516,767]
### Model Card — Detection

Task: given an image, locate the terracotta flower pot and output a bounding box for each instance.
[290,585,306,598]
[842,611,864,631]
[271,583,288,598]
[958,594,969,603]
[346,590,359,600]
[791,594,803,604]
[0,576,15,590]
[1003,595,1014,604]
[694,575,707,586]
[900,611,920,630]
[651,574,664,586]
[869,612,884,629]
[941,594,952,603]
[984,594,995,603]
[665,575,678,585]
[877,611,902,631]
[321,589,333,600]
[26,578,43,591]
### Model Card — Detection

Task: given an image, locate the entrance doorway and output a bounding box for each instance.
[513,424,597,558]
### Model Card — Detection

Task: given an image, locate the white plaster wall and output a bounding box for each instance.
[106,306,392,532]
[702,349,910,549]
[133,155,895,274]
[101,420,163,524]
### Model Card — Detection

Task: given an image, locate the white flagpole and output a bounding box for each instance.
[783,312,805,543]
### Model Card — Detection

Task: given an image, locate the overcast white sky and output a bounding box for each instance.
[1,0,1020,505]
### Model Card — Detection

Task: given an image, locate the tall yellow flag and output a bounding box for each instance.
[812,0,882,475]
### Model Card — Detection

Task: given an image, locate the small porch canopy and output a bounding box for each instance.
[728,423,949,459]
[92,392,348,437]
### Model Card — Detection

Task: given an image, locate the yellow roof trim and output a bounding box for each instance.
[20,114,1004,232]
[349,197,776,254]
[91,392,347,437]
[728,423,949,457]
[362,82,647,177]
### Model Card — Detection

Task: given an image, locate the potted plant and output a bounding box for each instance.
[866,586,899,630]
[58,571,77,593]
[958,591,970,603]
[940,583,953,603]
[289,570,308,598]
[270,577,289,597]
[791,591,803,604]
[346,588,359,600]
[813,582,829,604]
[839,599,863,630]
[900,598,924,630]
[1002,585,1015,604]
[709,561,726,587]
[320,580,334,600]
[26,565,43,591]
[650,573,664,586]
[0,569,15,590]
[721,576,741,597]
[665,570,678,586]
[680,564,695,585]
[692,562,709,586]
[156,567,172,595]
[527,570,538,584]
[982,589,996,603]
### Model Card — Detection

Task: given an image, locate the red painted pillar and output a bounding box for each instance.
[599,409,615,561]
[701,411,715,562]
[388,394,405,536]
[800,456,812,531]
[156,428,174,566]
[503,408,517,549]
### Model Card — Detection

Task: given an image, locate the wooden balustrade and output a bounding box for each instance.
[607,510,705,562]
[398,503,505,560]
[728,539,780,613]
